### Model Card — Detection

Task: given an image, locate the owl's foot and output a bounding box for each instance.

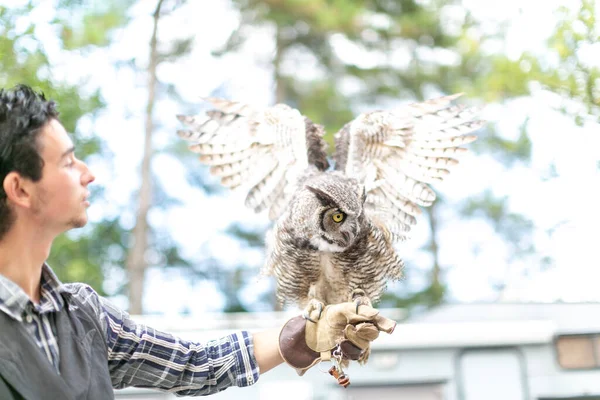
[349,288,372,312]
[302,299,324,323]
[358,345,371,365]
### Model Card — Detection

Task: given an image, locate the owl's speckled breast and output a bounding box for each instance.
[308,252,348,304]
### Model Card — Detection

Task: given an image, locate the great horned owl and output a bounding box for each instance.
[177,94,483,310]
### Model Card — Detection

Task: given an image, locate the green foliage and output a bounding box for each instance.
[226,223,265,248]
[157,38,195,63]
[381,280,445,311]
[531,0,599,123]
[223,0,535,129]
[49,218,128,296]
[0,14,101,138]
[462,191,535,255]
[286,81,355,147]
[221,268,250,313]
[473,118,532,167]
[58,4,130,50]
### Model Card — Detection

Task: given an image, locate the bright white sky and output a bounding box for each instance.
[3,0,600,314]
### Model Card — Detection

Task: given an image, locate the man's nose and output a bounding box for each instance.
[81,162,95,185]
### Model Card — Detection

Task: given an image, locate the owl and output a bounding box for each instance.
[177,94,483,312]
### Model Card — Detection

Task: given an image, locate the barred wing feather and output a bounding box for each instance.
[334,94,484,239]
[178,98,329,220]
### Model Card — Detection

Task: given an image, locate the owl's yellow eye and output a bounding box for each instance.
[332,212,345,223]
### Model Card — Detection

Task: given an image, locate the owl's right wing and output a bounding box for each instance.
[177,98,329,220]
[334,94,484,240]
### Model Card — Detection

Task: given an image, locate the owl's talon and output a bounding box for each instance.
[349,288,372,310]
[358,346,371,365]
[302,310,317,323]
[316,302,323,319]
[350,289,366,301]
[302,299,325,323]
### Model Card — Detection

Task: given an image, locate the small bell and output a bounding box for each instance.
[328,366,350,388]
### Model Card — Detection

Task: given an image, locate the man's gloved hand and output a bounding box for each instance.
[278,301,396,376]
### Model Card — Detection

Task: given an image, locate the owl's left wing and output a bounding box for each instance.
[177,98,329,220]
[334,94,484,240]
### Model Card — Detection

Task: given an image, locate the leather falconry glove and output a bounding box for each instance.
[278,301,396,376]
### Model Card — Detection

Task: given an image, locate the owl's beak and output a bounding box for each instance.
[341,231,351,245]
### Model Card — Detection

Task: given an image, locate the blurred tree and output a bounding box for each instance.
[125,0,196,314]
[0,0,131,295]
[532,0,599,125]
[214,0,545,312]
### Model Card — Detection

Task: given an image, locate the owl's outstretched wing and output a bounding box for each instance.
[177,98,329,220]
[334,93,484,240]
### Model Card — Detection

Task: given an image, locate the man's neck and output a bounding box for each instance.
[0,223,54,304]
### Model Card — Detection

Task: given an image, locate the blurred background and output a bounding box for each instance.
[1,0,599,398]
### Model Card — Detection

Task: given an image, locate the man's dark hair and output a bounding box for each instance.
[0,84,59,238]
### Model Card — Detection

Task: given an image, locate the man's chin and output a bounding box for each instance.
[70,216,88,229]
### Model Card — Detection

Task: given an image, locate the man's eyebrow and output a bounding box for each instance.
[61,146,75,159]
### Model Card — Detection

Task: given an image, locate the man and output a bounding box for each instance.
[0,84,394,399]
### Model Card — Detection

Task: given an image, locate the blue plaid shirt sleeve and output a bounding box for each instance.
[65,283,260,396]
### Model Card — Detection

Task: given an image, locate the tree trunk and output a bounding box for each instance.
[125,0,164,315]
[426,202,444,307]
[273,27,286,104]
[271,27,285,311]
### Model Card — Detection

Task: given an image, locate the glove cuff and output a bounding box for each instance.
[279,316,321,376]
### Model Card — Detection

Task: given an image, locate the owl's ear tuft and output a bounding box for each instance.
[358,184,367,204]
[305,185,336,207]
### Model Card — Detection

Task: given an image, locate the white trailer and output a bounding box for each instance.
[115,303,600,400]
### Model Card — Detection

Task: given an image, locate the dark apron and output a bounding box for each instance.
[0,293,113,399]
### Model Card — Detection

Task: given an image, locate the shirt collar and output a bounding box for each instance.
[0,264,65,321]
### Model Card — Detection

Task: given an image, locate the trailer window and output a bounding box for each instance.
[555,334,599,369]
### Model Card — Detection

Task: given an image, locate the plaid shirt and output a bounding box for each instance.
[0,265,259,396]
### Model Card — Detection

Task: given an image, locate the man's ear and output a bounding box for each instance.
[3,172,33,209]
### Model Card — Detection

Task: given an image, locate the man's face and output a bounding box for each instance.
[31,119,95,232]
